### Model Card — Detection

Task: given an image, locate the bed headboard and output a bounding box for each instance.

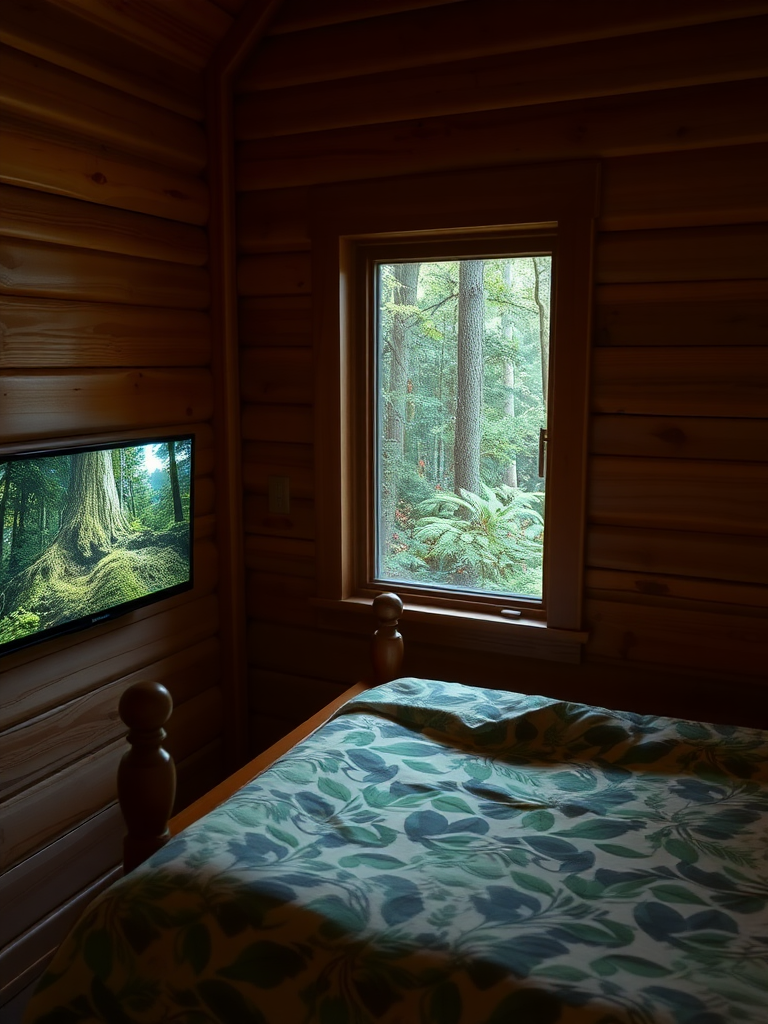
[117,592,404,872]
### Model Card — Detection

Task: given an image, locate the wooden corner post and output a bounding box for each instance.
[372,592,404,684]
[117,681,177,873]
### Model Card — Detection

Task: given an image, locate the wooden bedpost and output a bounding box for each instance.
[117,681,176,873]
[372,591,404,684]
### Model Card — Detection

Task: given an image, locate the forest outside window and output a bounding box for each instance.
[375,249,551,607]
[313,162,598,658]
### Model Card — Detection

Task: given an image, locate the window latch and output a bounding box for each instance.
[538,428,548,478]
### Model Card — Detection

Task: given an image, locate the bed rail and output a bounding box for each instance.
[118,592,403,872]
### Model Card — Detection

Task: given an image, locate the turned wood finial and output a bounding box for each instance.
[117,681,176,873]
[372,592,404,684]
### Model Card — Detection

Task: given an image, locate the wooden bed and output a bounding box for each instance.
[23,595,768,1024]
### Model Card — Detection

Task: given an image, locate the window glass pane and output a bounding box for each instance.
[376,256,550,599]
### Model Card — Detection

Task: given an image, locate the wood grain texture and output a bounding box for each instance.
[164,686,225,766]
[240,347,313,404]
[241,0,768,89]
[0,296,211,368]
[0,120,209,224]
[595,224,768,283]
[587,525,768,586]
[0,639,221,802]
[238,251,312,295]
[600,143,768,230]
[0,184,208,265]
[237,80,768,189]
[268,0,467,34]
[594,280,768,346]
[204,0,284,775]
[241,403,314,443]
[246,569,314,616]
[0,862,121,1007]
[244,493,315,539]
[172,739,226,817]
[0,581,220,733]
[48,0,232,71]
[245,535,315,574]
[0,237,210,308]
[590,415,768,461]
[169,683,368,834]
[0,43,206,174]
[0,737,123,870]
[237,187,310,251]
[591,347,768,417]
[237,17,768,139]
[1,368,213,441]
[242,440,314,497]
[585,568,767,612]
[0,0,204,118]
[246,619,766,726]
[585,599,767,678]
[588,456,768,534]
[239,294,312,346]
[0,803,122,949]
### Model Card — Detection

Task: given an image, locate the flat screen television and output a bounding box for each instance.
[0,433,194,657]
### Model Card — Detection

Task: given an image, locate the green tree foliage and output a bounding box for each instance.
[0,442,192,648]
[377,255,550,598]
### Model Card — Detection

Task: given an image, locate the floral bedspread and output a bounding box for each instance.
[25,678,768,1024]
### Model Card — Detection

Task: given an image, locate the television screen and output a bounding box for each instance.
[0,434,194,657]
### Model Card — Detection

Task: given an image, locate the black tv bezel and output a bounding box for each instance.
[0,431,195,658]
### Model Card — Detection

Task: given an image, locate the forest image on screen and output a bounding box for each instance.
[0,438,192,652]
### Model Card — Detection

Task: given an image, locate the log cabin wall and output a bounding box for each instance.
[0,0,249,1011]
[235,0,768,750]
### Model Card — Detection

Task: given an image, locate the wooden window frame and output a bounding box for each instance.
[312,161,599,662]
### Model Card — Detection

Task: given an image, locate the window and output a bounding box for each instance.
[313,162,598,661]
[375,248,551,605]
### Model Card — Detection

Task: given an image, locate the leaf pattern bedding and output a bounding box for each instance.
[25,678,768,1024]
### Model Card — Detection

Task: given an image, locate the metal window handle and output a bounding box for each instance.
[538,428,548,478]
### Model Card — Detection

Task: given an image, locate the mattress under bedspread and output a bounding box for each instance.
[24,678,768,1023]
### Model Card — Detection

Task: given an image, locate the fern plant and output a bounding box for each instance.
[412,484,544,595]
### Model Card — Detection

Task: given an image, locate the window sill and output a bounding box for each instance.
[312,596,588,664]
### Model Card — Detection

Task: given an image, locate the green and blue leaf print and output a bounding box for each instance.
[24,678,768,1024]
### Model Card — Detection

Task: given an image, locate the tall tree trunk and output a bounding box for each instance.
[0,463,11,574]
[384,262,420,453]
[167,440,183,522]
[57,450,131,559]
[454,259,484,497]
[533,256,550,414]
[501,261,518,488]
[381,262,420,566]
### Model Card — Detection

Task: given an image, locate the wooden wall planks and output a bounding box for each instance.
[587,525,768,585]
[0,184,208,265]
[1,369,214,440]
[48,0,232,71]
[0,122,209,223]
[594,280,768,347]
[0,0,205,118]
[594,224,768,283]
[591,347,768,417]
[0,237,211,308]
[237,80,768,190]
[0,7,228,1004]
[599,143,768,229]
[0,44,207,174]
[235,2,768,753]
[236,17,768,139]
[588,456,767,534]
[241,0,768,89]
[1,297,211,368]
[590,415,768,462]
